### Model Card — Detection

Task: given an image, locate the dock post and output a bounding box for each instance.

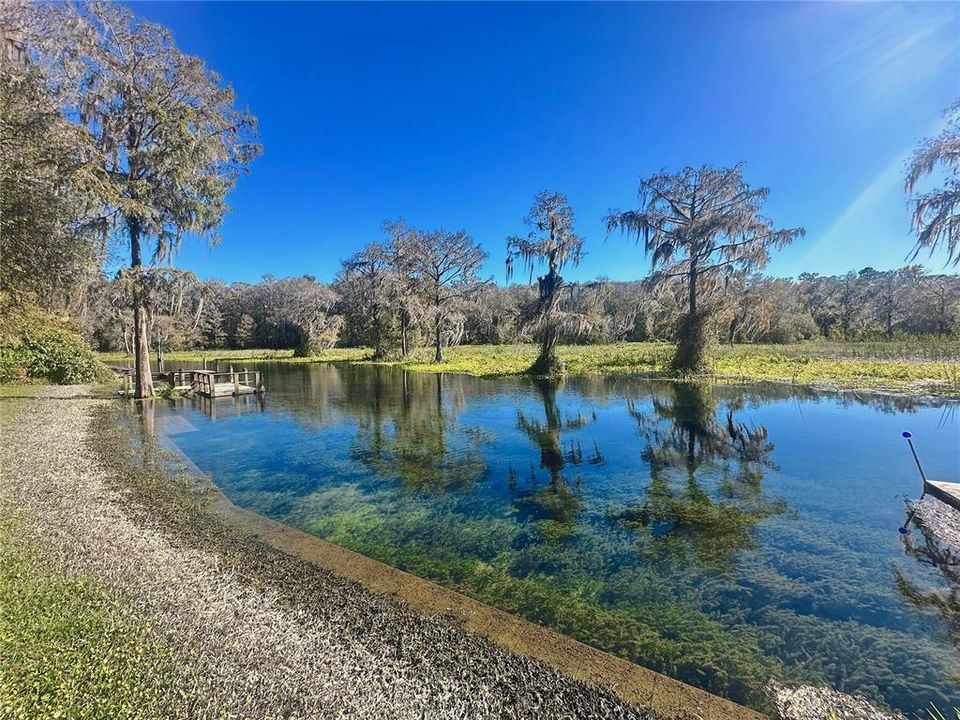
[203,358,208,370]
[233,368,239,396]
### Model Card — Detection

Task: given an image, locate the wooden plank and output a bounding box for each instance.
[202,382,258,398]
[187,369,263,397]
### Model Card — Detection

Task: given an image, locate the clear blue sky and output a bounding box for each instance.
[126,1,959,285]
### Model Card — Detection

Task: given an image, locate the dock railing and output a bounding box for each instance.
[191,368,263,397]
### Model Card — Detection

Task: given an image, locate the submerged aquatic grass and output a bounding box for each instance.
[158,364,960,713]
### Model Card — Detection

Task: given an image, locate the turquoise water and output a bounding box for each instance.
[150,363,960,712]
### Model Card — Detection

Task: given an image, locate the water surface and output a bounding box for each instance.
[150,362,960,712]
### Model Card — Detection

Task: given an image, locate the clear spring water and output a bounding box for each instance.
[146,362,960,712]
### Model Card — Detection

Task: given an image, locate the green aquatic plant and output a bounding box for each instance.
[923,705,960,720]
[338,370,490,492]
[511,380,594,533]
[151,365,960,712]
[896,511,960,651]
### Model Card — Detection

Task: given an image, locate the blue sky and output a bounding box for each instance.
[126,1,959,285]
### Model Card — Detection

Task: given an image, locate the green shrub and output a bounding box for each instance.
[19,326,105,383]
[0,301,108,385]
[0,348,27,384]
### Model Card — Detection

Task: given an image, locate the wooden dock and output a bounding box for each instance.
[110,366,265,398]
[191,369,264,398]
[925,480,960,512]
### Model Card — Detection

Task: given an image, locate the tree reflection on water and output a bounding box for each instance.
[611,382,785,565]
[510,379,601,531]
[347,370,488,492]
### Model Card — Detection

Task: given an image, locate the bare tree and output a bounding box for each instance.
[285,278,342,356]
[395,225,487,362]
[507,191,585,376]
[337,243,400,360]
[28,1,260,397]
[859,266,922,339]
[384,221,426,358]
[607,165,803,372]
[906,99,960,266]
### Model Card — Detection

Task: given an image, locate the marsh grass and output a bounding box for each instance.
[99,340,959,395]
[377,341,960,396]
[96,347,367,364]
[100,338,960,397]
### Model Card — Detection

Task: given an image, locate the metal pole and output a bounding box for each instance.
[902,431,928,483]
[900,431,928,534]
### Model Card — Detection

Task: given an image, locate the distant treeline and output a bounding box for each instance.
[75,264,959,356]
[4,0,960,387]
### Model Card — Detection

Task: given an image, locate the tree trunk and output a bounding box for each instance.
[533,327,560,375]
[129,218,154,399]
[531,267,564,376]
[371,304,386,360]
[434,312,443,363]
[938,289,948,335]
[672,263,708,374]
[727,315,738,346]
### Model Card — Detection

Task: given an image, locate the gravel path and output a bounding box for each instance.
[0,386,660,720]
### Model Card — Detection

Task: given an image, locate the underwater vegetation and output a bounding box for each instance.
[157,364,960,713]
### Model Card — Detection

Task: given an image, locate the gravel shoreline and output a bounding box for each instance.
[0,385,684,719]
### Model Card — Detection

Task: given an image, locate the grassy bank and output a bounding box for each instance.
[99,339,960,396]
[97,347,365,364]
[0,388,188,719]
[0,520,186,720]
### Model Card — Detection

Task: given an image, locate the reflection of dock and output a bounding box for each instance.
[925,480,960,512]
[192,392,265,420]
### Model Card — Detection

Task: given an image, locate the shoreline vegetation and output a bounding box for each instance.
[0,384,758,720]
[97,339,960,398]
